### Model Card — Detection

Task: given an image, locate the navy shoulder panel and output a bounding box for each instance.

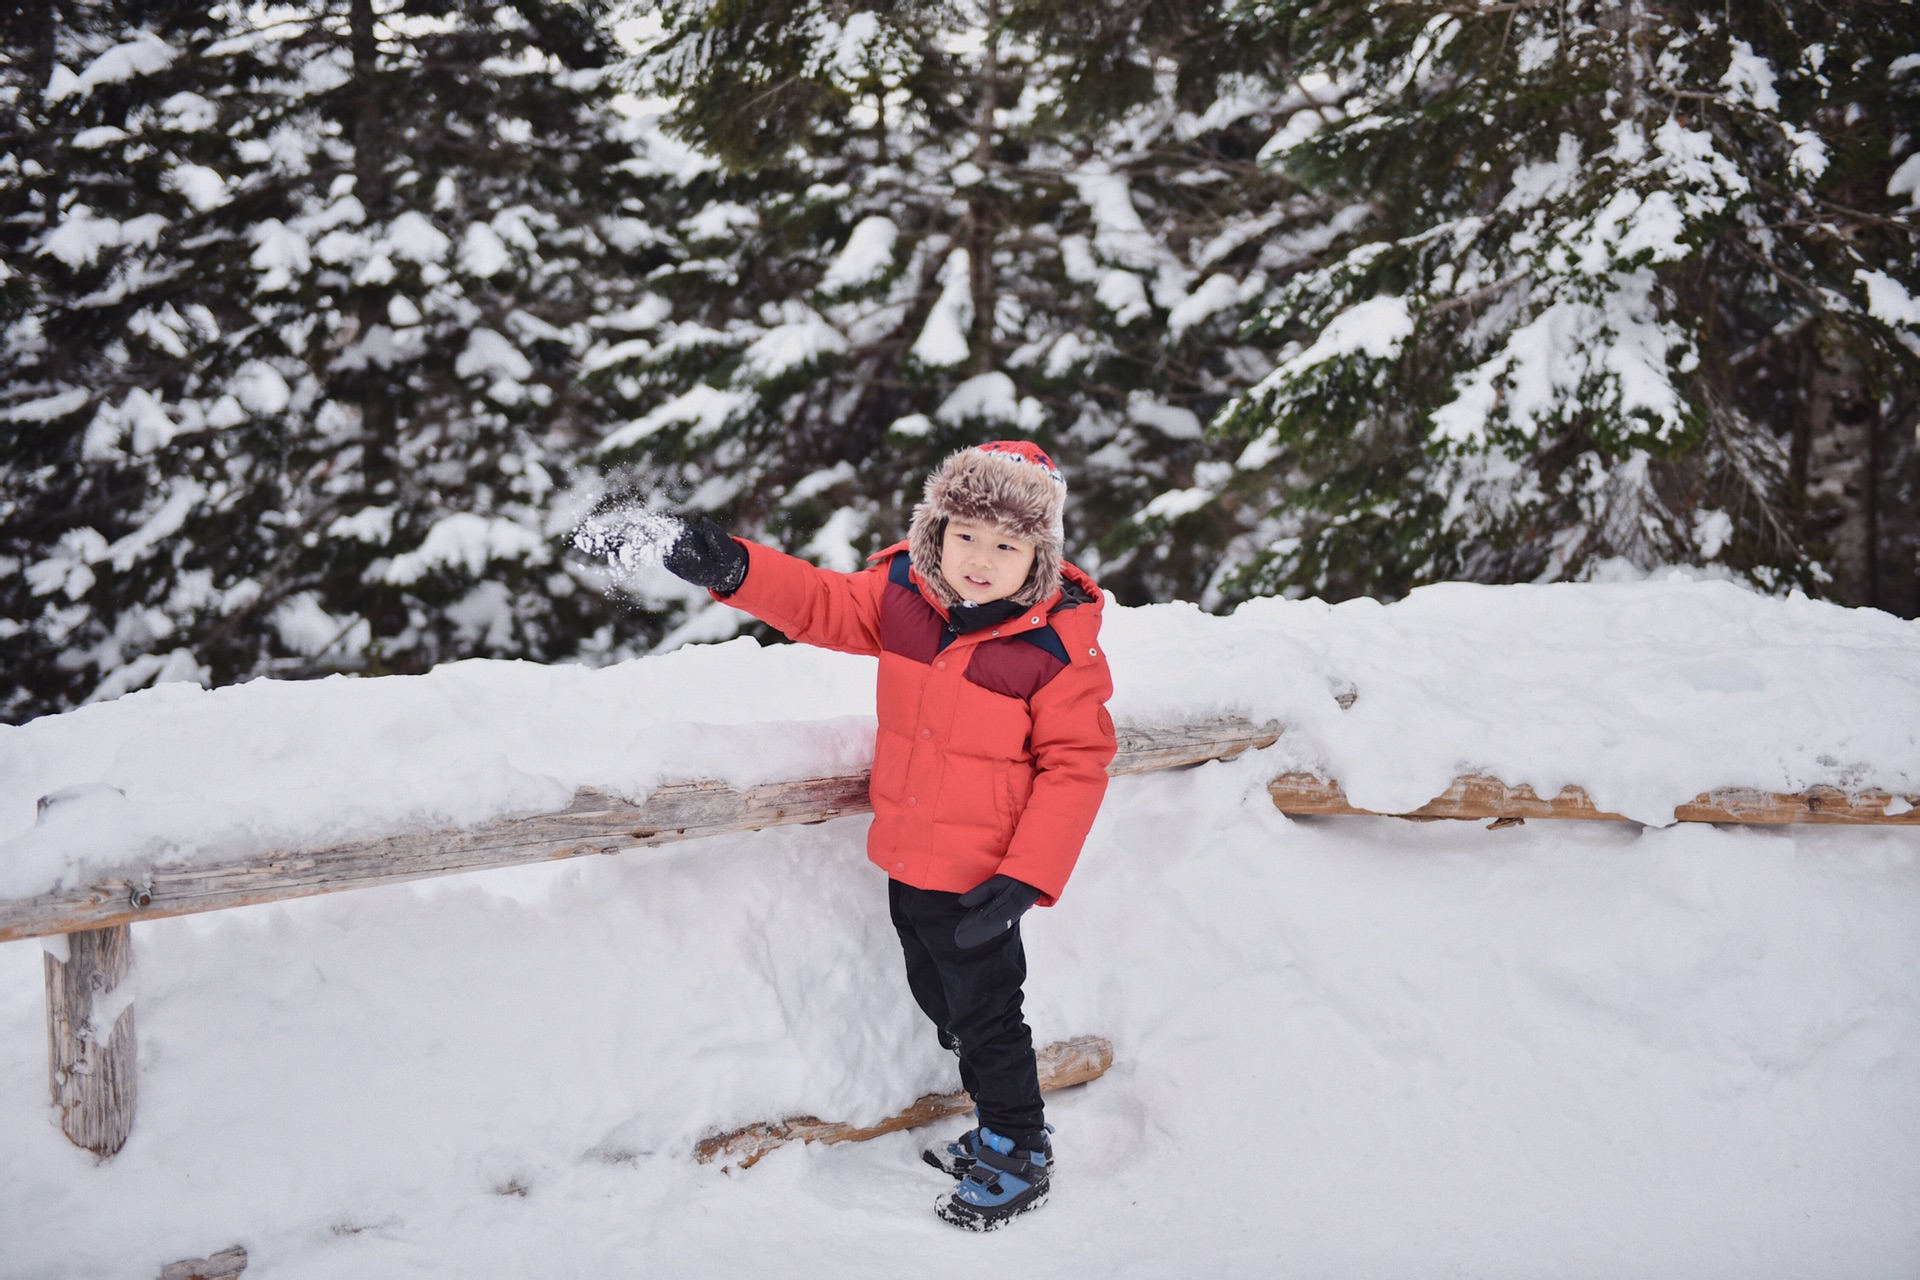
[888,551,918,593]
[1013,623,1070,666]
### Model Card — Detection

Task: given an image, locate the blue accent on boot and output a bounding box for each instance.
[936,1127,1052,1230]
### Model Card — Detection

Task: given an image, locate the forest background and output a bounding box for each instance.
[3,0,1916,723]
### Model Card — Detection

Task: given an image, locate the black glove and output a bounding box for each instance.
[954,874,1043,949]
[663,516,748,595]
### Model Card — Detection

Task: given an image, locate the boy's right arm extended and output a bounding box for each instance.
[712,539,888,657]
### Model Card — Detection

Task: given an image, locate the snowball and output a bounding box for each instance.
[570,503,685,587]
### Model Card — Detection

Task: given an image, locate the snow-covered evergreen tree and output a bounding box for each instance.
[1,0,662,720]
[1210,0,1920,609]
[593,0,1313,632]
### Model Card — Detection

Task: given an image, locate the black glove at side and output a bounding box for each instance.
[954,874,1044,949]
[663,516,748,595]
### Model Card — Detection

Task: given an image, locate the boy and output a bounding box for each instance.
[660,440,1117,1230]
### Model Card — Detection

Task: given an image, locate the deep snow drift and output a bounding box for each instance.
[5,573,1917,896]
[2,577,1917,1277]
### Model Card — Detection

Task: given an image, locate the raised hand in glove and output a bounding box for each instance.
[663,516,749,595]
[954,874,1043,949]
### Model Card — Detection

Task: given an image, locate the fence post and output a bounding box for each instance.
[45,924,137,1157]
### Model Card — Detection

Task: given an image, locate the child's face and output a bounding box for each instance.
[940,519,1037,605]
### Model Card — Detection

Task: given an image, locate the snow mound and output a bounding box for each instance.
[2,575,1916,901]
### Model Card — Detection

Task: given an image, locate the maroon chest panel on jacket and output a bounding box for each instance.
[878,551,1070,701]
[964,637,1067,702]
[879,567,946,663]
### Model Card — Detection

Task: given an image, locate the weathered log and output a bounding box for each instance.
[158,1246,248,1280]
[694,1034,1114,1170]
[1110,717,1279,775]
[45,925,137,1158]
[1269,773,1920,826]
[0,716,1280,945]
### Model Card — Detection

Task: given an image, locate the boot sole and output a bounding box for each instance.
[935,1187,1049,1231]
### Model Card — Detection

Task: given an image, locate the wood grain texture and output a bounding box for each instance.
[693,1035,1114,1170]
[45,925,137,1157]
[1268,773,1920,826]
[158,1246,248,1279]
[0,717,1280,944]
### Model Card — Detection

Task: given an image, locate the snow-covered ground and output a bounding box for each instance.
[3,577,1918,1277]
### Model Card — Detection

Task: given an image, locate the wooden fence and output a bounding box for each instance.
[5,712,1915,1165]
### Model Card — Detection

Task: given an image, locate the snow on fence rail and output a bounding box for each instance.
[8,711,1917,1162]
[9,715,1278,1160]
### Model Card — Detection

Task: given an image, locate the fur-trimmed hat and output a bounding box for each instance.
[909,440,1067,611]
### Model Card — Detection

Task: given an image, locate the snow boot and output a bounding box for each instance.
[922,1122,985,1179]
[935,1127,1050,1231]
[925,1119,1054,1180]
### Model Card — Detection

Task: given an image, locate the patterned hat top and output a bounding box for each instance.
[974,440,1065,487]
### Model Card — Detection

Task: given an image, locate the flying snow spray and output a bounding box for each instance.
[570,501,685,592]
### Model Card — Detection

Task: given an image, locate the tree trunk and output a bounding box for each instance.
[966,4,1000,375]
[1873,389,1920,618]
[45,926,137,1157]
[349,0,397,490]
[1803,323,1878,606]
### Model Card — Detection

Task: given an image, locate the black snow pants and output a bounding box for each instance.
[887,879,1046,1147]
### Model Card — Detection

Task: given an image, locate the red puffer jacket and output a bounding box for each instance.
[718,538,1116,904]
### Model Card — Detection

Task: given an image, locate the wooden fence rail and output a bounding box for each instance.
[0,717,1280,946]
[1267,773,1920,827]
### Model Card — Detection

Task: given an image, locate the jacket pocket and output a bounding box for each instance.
[998,762,1034,825]
[869,728,911,803]
[933,754,1006,835]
